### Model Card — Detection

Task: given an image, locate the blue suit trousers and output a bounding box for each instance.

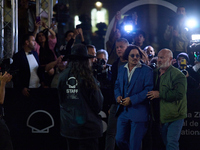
[115,110,148,150]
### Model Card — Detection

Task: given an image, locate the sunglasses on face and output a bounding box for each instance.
[129,54,140,58]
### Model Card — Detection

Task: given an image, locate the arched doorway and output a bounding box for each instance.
[104,0,177,48]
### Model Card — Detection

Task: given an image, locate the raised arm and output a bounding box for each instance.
[0,72,12,104]
[42,22,56,39]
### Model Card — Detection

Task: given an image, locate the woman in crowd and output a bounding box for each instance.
[34,21,58,87]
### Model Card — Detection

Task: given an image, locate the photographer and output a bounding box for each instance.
[59,28,85,58]
[93,49,112,89]
[143,46,155,60]
[133,30,146,50]
[143,45,156,67]
[87,45,97,67]
[106,11,122,65]
[106,11,138,65]
[0,72,13,150]
[177,52,200,89]
[164,7,189,58]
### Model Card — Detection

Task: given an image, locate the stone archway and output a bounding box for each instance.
[104,0,177,47]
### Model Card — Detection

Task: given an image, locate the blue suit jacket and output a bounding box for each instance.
[114,63,153,122]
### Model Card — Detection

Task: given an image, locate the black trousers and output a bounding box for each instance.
[66,137,99,150]
[0,117,13,150]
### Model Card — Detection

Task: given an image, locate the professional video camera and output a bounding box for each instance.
[189,34,200,51]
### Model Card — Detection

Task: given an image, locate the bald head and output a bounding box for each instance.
[144,46,155,57]
[157,49,173,69]
[159,49,173,59]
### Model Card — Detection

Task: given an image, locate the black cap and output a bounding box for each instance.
[67,44,95,60]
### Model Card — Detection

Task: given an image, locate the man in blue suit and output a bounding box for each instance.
[114,45,153,150]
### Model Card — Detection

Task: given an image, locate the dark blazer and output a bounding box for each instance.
[11,50,43,91]
[114,63,153,122]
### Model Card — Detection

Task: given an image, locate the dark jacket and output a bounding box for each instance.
[110,58,127,106]
[57,63,103,139]
[184,65,199,89]
[11,50,43,91]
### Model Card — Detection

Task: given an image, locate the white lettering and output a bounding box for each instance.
[66,89,78,94]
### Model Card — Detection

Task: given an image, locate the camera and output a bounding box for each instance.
[180,59,187,75]
[0,58,12,74]
[76,24,81,29]
[0,58,18,75]
[36,16,40,23]
[148,54,153,60]
[181,69,188,75]
[121,15,135,34]
[180,59,187,69]
[93,58,105,75]
[92,58,112,88]
[149,63,157,70]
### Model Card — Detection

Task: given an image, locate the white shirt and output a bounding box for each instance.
[26,53,40,88]
[124,61,142,83]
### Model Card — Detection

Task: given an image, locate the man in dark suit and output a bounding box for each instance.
[114,45,153,150]
[11,33,44,97]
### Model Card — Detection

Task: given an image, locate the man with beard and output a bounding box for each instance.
[12,33,44,96]
[147,49,187,150]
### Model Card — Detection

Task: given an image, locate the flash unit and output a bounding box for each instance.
[124,24,133,33]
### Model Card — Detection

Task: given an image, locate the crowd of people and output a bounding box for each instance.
[1,2,200,150]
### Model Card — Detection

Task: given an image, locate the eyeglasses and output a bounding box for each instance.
[129,54,140,58]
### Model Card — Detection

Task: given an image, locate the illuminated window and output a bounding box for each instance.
[91,8,108,33]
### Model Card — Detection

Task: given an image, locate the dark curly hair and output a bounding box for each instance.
[70,59,97,89]
[123,45,148,63]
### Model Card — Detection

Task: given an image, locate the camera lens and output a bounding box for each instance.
[181,70,187,75]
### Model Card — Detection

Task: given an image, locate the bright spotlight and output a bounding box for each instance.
[95,1,102,8]
[186,18,198,28]
[124,25,133,33]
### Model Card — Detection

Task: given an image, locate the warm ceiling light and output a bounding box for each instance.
[95,1,102,8]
